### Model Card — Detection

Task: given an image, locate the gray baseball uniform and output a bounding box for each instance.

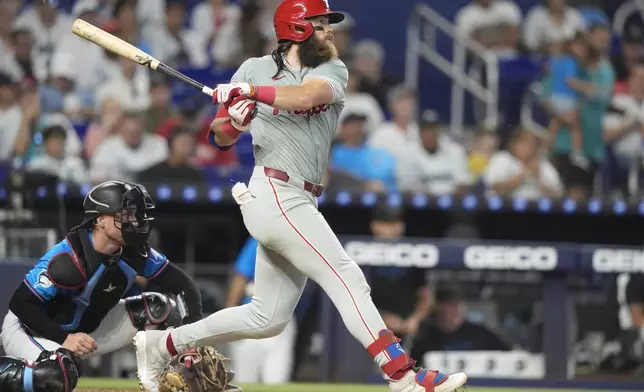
[171,55,393,368]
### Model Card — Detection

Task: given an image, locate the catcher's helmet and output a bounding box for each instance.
[273,0,345,43]
[81,180,155,253]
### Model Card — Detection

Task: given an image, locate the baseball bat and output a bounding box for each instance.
[71,19,214,97]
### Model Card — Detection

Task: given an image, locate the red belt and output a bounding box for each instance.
[263,167,324,197]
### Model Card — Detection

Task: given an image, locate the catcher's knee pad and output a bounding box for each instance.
[0,348,81,392]
[125,292,185,331]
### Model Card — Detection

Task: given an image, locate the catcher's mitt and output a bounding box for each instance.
[158,346,231,392]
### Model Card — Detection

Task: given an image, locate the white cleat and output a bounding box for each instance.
[133,330,171,392]
[389,369,467,392]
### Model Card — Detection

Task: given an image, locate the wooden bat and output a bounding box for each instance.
[71,18,214,97]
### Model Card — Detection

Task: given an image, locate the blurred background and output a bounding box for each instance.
[1,0,644,389]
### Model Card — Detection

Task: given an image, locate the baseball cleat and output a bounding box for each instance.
[389,368,467,392]
[133,330,171,392]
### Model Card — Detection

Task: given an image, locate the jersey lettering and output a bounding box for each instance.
[272,104,331,117]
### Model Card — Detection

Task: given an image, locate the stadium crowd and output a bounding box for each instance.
[0,0,643,203]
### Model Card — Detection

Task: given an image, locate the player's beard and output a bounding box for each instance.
[298,32,338,69]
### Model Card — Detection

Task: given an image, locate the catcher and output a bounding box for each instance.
[0,181,239,392]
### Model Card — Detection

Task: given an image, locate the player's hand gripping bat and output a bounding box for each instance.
[72,19,215,98]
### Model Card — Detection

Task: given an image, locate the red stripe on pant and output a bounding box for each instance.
[267,178,391,361]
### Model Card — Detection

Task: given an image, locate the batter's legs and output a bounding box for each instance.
[168,243,307,350]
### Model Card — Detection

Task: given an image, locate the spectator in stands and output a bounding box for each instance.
[612,26,644,87]
[330,113,396,193]
[397,110,473,196]
[138,125,205,184]
[90,111,168,182]
[0,73,30,161]
[352,39,397,112]
[53,0,108,93]
[551,36,614,200]
[143,75,180,135]
[543,32,588,170]
[84,98,124,159]
[13,1,73,83]
[235,0,271,65]
[145,1,209,69]
[96,56,151,112]
[110,0,152,53]
[454,0,522,58]
[136,0,166,31]
[484,128,563,200]
[410,287,511,360]
[468,130,499,180]
[332,12,355,63]
[523,0,585,54]
[369,85,421,162]
[588,22,611,59]
[191,0,242,66]
[1,28,36,83]
[338,70,384,135]
[39,52,93,122]
[367,203,432,340]
[26,125,89,184]
[602,63,644,196]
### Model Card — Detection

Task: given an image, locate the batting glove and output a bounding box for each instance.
[227,96,257,126]
[213,83,255,106]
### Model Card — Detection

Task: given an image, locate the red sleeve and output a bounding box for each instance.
[215,106,231,119]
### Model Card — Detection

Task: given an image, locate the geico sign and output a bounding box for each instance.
[464,246,558,270]
[592,249,644,273]
[344,241,439,268]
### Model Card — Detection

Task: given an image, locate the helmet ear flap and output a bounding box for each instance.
[284,19,315,42]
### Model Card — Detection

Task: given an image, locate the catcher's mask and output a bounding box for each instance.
[81,181,156,254]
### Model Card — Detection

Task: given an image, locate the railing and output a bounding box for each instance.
[405,4,499,134]
[0,228,57,260]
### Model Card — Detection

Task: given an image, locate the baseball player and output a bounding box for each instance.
[0,181,240,392]
[227,237,297,384]
[133,1,468,392]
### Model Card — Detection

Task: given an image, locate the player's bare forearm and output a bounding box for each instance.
[211,118,240,147]
[225,275,248,308]
[254,79,334,111]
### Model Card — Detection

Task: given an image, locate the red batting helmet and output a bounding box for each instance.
[273,0,345,42]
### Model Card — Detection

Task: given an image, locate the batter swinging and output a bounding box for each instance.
[133,1,467,391]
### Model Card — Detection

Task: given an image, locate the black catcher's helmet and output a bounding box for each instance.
[80,181,156,254]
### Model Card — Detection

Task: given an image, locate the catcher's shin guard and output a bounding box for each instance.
[0,349,81,392]
[125,292,186,331]
[159,346,231,392]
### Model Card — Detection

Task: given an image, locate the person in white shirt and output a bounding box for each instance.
[454,0,522,57]
[13,1,74,83]
[397,111,473,195]
[0,27,35,83]
[368,85,421,162]
[145,1,209,69]
[26,125,89,184]
[602,63,644,195]
[53,0,108,93]
[484,129,564,200]
[523,0,586,54]
[191,0,242,66]
[338,70,384,135]
[90,111,168,183]
[96,56,151,112]
[0,73,25,161]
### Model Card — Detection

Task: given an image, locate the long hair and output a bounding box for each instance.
[271,41,293,79]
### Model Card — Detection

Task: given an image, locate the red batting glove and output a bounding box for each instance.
[227,96,257,127]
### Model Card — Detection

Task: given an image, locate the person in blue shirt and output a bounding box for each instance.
[331,113,397,193]
[0,181,210,392]
[226,237,297,385]
[545,32,588,169]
